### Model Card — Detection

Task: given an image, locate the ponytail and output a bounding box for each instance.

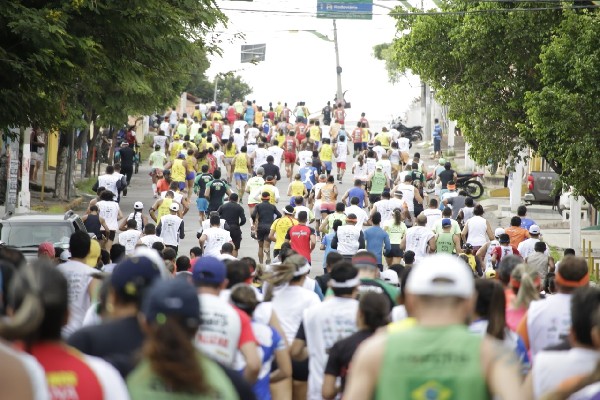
[263,254,306,301]
[393,209,402,226]
[359,292,390,332]
[144,317,210,394]
[511,263,540,309]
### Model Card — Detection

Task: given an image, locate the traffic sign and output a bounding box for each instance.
[317,0,373,20]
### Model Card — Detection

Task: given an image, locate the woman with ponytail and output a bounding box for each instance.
[384,207,408,266]
[129,278,239,399]
[322,292,390,399]
[4,260,128,399]
[506,263,541,331]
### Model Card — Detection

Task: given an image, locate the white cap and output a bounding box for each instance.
[494,227,505,238]
[406,254,474,299]
[134,201,144,210]
[60,250,71,261]
[380,269,399,286]
[169,203,180,212]
[529,224,541,235]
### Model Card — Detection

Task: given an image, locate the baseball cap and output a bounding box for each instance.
[134,201,144,210]
[283,205,294,215]
[142,279,200,329]
[352,251,378,269]
[85,239,101,267]
[59,250,71,261]
[177,153,185,159]
[319,174,327,182]
[438,158,446,165]
[394,190,403,197]
[441,218,452,227]
[406,254,474,299]
[38,242,55,258]
[494,227,505,238]
[111,256,162,298]
[376,165,383,170]
[120,142,129,147]
[306,159,312,164]
[381,269,399,286]
[169,203,180,212]
[529,225,541,235]
[256,167,265,175]
[498,233,510,244]
[193,256,226,285]
[173,134,180,139]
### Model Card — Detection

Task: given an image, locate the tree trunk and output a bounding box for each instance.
[85,124,100,177]
[54,145,68,200]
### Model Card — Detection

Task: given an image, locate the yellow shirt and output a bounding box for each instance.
[309,126,321,142]
[262,185,277,205]
[225,144,237,158]
[170,141,182,160]
[377,133,390,148]
[157,198,173,222]
[234,153,249,174]
[319,144,333,161]
[362,128,370,143]
[255,112,264,125]
[171,159,186,182]
[289,181,305,197]
[185,155,196,172]
[276,134,286,148]
[270,216,298,250]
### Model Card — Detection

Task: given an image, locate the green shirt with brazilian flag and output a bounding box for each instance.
[376,325,489,400]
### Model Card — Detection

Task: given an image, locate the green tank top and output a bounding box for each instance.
[436,232,456,254]
[327,213,347,234]
[376,325,489,400]
[370,171,387,195]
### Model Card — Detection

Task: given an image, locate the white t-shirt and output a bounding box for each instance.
[395,183,416,212]
[160,191,183,205]
[527,293,572,357]
[189,122,201,140]
[159,121,170,136]
[397,137,410,153]
[303,297,358,400]
[366,158,377,175]
[378,160,392,179]
[198,218,227,236]
[423,208,443,229]
[335,141,348,162]
[268,145,284,166]
[232,132,245,151]
[96,200,120,231]
[168,111,179,125]
[247,127,260,143]
[294,205,312,221]
[253,148,270,172]
[298,150,313,169]
[57,260,94,338]
[464,215,489,246]
[518,238,548,259]
[196,293,241,367]
[336,225,363,256]
[97,174,120,200]
[118,229,141,255]
[344,205,369,230]
[139,234,163,248]
[202,227,232,257]
[373,145,385,161]
[214,150,225,171]
[271,285,321,344]
[153,135,168,153]
[127,211,144,232]
[404,226,435,262]
[0,342,49,400]
[533,348,600,399]
[158,214,183,246]
[373,199,393,223]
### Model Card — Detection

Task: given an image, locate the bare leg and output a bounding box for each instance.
[258,241,264,264]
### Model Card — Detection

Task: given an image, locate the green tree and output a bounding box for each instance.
[525,10,600,206]
[214,74,253,104]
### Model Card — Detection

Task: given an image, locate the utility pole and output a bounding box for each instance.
[333,19,344,105]
[213,76,219,104]
[18,127,31,213]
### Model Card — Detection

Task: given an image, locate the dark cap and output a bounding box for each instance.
[193,256,226,285]
[352,251,378,269]
[499,233,510,244]
[111,256,162,298]
[142,279,200,329]
[442,218,452,227]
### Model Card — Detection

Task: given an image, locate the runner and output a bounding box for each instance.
[96,190,123,251]
[335,135,350,183]
[331,214,365,260]
[233,145,250,198]
[170,153,187,190]
[435,218,462,254]
[81,205,110,241]
[319,138,333,177]
[461,204,494,253]
[285,211,317,264]
[118,220,142,255]
[317,175,338,220]
[283,131,299,180]
[204,169,231,213]
[383,208,408,265]
[363,212,391,270]
[246,167,265,210]
[193,165,212,222]
[367,165,389,204]
[291,261,359,400]
[342,179,368,208]
[251,193,281,264]
[156,203,185,254]
[148,145,168,198]
[269,206,299,259]
[345,196,369,229]
[352,122,364,157]
[287,173,307,206]
[401,214,436,263]
[352,155,369,185]
[217,193,246,257]
[199,215,233,258]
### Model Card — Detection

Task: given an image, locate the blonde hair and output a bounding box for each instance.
[511,263,540,309]
[263,254,307,301]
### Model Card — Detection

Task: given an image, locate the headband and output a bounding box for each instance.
[293,263,311,277]
[510,276,541,289]
[329,277,360,288]
[555,271,589,288]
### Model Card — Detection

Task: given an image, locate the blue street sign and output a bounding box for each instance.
[317,0,373,20]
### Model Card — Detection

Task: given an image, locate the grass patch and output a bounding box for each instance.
[31,204,68,214]
[549,245,562,262]
[76,177,96,195]
[140,135,155,161]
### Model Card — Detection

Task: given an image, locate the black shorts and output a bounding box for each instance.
[257,226,271,242]
[354,143,362,152]
[387,244,403,258]
[230,227,242,250]
[292,358,309,381]
[273,249,281,258]
[165,244,178,254]
[102,230,116,241]
[369,193,382,204]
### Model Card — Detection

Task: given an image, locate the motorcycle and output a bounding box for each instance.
[425,171,485,199]
[390,118,423,142]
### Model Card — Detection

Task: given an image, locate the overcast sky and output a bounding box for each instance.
[206,0,425,124]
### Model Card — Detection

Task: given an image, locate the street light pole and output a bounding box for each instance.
[333,19,343,105]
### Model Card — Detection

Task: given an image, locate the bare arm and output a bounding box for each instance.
[322,374,339,400]
[486,221,494,240]
[344,334,385,400]
[240,342,261,384]
[482,337,523,399]
[461,222,469,243]
[290,339,308,361]
[269,348,292,384]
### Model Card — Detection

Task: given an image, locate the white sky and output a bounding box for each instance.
[206,0,425,123]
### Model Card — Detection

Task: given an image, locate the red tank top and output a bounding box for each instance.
[285,137,296,153]
[28,342,103,400]
[335,109,345,121]
[353,128,363,142]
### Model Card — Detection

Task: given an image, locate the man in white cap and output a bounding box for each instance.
[344,254,522,400]
[476,227,506,270]
[156,202,185,254]
[517,224,548,259]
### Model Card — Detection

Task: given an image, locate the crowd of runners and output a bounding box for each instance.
[0,100,596,400]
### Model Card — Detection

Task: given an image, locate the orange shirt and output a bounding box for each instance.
[504,226,530,248]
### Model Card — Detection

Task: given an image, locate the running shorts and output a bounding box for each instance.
[256,226,271,242]
[336,162,346,169]
[230,227,242,250]
[186,171,195,181]
[102,230,116,241]
[196,198,208,212]
[234,173,248,182]
[323,161,332,172]
[284,152,296,164]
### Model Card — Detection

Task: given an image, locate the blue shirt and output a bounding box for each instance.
[250,322,284,400]
[520,218,536,231]
[346,187,366,208]
[364,226,391,265]
[433,123,442,140]
[299,166,317,190]
[321,232,336,267]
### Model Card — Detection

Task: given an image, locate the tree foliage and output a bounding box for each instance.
[186,73,253,104]
[388,2,600,206]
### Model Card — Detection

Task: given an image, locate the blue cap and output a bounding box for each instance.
[110,256,162,297]
[142,279,200,328]
[442,218,452,227]
[193,256,226,285]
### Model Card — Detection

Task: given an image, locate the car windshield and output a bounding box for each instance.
[1,223,72,248]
